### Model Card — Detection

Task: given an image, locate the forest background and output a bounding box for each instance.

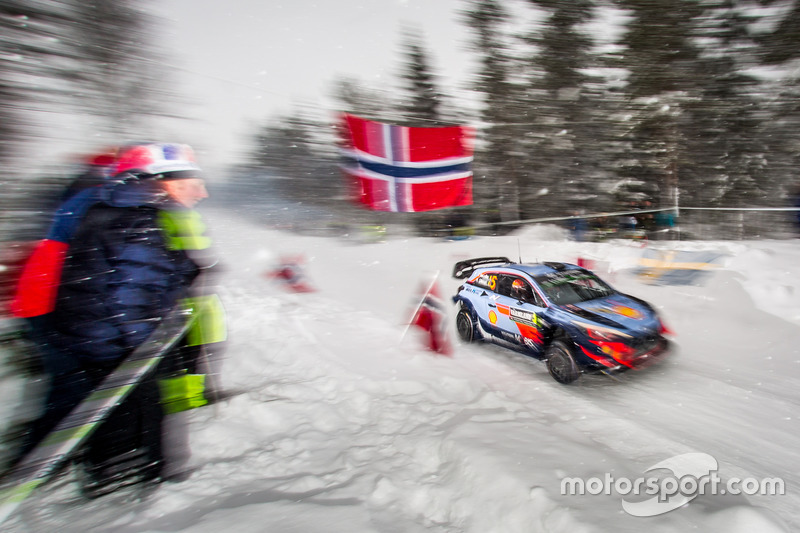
[1,0,800,241]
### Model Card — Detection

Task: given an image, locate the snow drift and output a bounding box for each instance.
[3,209,798,532]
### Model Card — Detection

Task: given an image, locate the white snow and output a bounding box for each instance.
[4,209,799,532]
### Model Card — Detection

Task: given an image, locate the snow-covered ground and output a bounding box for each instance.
[5,209,799,532]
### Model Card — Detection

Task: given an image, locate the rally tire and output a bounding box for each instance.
[456,309,476,343]
[546,340,580,384]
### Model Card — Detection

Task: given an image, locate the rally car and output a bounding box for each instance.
[452,257,670,384]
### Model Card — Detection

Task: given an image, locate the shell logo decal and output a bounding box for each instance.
[489,310,498,324]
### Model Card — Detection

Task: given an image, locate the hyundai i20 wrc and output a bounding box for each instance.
[452,257,670,384]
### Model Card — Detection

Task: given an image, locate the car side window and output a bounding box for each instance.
[496,275,514,297]
[529,285,545,307]
[473,273,497,291]
[505,276,544,306]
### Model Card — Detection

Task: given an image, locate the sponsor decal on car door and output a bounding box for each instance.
[492,275,546,354]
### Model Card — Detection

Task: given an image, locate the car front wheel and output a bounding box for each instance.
[456,309,476,343]
[546,340,580,384]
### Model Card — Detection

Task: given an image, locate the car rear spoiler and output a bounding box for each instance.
[452,256,512,279]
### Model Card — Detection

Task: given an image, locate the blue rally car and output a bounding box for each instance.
[452,257,670,384]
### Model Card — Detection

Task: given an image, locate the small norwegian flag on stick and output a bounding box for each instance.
[406,272,452,355]
[264,255,316,293]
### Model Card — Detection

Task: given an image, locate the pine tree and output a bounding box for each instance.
[0,0,180,239]
[68,1,176,138]
[614,0,702,211]
[462,0,528,225]
[395,28,472,234]
[757,0,800,212]
[397,28,445,126]
[251,110,342,206]
[685,0,766,213]
[520,0,601,219]
[330,76,393,122]
[0,1,175,163]
[0,1,74,163]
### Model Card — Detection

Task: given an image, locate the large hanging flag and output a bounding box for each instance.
[339,113,474,212]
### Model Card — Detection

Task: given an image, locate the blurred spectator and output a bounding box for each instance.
[619,213,638,234]
[794,184,800,234]
[640,200,656,234]
[655,209,678,240]
[61,151,118,201]
[565,211,588,241]
[11,143,225,493]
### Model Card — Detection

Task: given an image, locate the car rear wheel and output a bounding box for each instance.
[546,340,580,384]
[456,309,476,343]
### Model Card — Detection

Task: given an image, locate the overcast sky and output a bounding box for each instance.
[152,0,474,174]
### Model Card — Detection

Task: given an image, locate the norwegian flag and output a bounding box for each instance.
[408,273,452,355]
[339,113,474,212]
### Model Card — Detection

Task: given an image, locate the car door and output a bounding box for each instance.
[491,274,549,356]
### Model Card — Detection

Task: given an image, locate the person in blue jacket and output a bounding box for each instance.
[794,185,800,233]
[19,143,219,492]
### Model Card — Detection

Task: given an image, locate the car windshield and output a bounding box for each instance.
[533,270,614,305]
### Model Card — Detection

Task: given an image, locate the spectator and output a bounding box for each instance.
[13,142,224,494]
[60,151,118,201]
[794,184,800,234]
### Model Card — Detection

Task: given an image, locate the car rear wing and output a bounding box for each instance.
[452,256,512,279]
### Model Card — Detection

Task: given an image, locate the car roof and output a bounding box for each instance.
[483,262,583,277]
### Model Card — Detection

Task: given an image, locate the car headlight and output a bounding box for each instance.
[573,320,637,362]
[572,320,632,341]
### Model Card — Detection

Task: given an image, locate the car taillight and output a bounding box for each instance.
[658,318,674,336]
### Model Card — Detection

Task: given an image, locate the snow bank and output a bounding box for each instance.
[3,210,797,532]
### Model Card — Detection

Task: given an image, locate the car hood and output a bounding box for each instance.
[563,294,660,334]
